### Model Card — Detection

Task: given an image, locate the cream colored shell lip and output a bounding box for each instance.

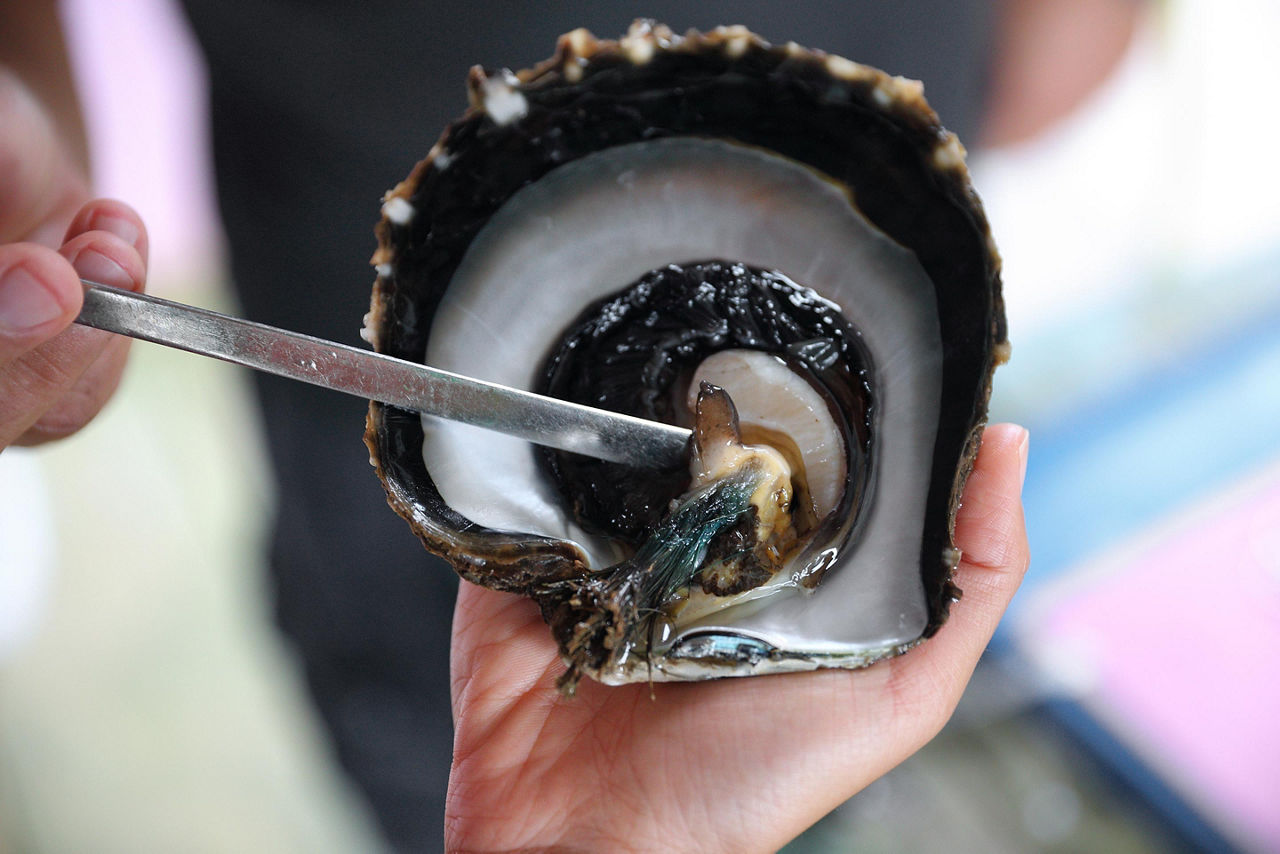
[364,22,1007,685]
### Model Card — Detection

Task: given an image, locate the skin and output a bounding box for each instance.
[0,66,149,450]
[447,423,1030,853]
[982,0,1145,146]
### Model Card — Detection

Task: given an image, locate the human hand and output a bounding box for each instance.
[1,69,148,449]
[446,423,1030,853]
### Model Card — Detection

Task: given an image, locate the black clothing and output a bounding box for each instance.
[178,3,992,850]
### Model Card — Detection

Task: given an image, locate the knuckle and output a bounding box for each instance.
[26,380,106,441]
[9,346,81,394]
[22,411,91,443]
[0,349,86,441]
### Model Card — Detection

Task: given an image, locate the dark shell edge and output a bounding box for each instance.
[363,22,1008,646]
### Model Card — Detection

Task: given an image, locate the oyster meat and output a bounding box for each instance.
[364,23,1007,689]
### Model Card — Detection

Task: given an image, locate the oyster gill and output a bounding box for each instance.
[364,23,1007,686]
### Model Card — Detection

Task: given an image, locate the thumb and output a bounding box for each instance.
[883,423,1031,731]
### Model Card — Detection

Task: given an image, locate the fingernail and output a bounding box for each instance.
[0,265,64,332]
[71,248,128,286]
[91,213,141,248]
[1017,428,1030,489]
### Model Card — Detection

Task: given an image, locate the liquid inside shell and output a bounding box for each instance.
[364,22,1006,688]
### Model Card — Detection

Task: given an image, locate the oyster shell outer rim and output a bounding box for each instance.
[365,21,1006,343]
[363,23,1008,668]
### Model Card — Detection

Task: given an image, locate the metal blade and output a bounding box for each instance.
[75,281,691,468]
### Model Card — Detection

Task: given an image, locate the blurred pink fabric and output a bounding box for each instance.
[1035,468,1280,852]
[61,0,223,293]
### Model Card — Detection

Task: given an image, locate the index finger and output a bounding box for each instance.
[0,70,87,246]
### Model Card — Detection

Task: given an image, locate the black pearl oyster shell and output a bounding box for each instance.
[364,22,1007,685]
